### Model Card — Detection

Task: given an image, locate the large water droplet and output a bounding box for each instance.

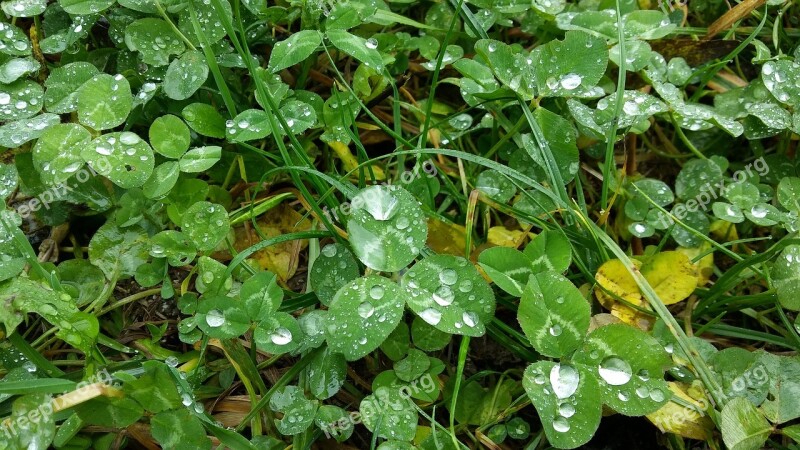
[358,301,375,319]
[462,311,477,327]
[439,268,458,285]
[369,284,385,300]
[419,308,442,325]
[552,417,570,432]
[558,402,576,418]
[205,309,225,328]
[598,356,632,385]
[559,73,582,90]
[550,364,580,399]
[271,327,293,345]
[433,285,455,306]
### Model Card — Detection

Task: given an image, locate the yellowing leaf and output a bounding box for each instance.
[487,226,532,248]
[232,203,311,282]
[595,252,699,329]
[427,218,469,256]
[327,141,385,180]
[710,219,739,242]
[646,382,713,440]
[640,251,698,305]
[675,244,714,286]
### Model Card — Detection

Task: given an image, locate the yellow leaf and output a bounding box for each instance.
[427,218,469,256]
[675,244,714,286]
[327,141,385,180]
[232,203,311,283]
[594,252,699,329]
[646,382,714,440]
[710,219,739,242]
[486,226,531,248]
[640,251,698,305]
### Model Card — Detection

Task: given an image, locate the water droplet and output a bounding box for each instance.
[598,356,632,385]
[433,285,455,306]
[462,311,477,327]
[365,38,378,49]
[559,73,582,90]
[558,402,576,418]
[419,308,442,325]
[369,284,385,300]
[439,268,458,285]
[205,309,226,328]
[650,389,665,402]
[270,327,293,345]
[358,301,375,318]
[321,245,338,257]
[165,356,180,367]
[552,417,570,432]
[750,204,768,219]
[549,324,562,336]
[550,364,580,399]
[119,132,140,145]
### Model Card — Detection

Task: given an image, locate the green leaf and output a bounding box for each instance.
[196,295,249,339]
[0,57,40,84]
[124,18,185,66]
[150,230,196,266]
[7,394,56,449]
[346,185,427,272]
[150,114,191,159]
[269,30,323,73]
[402,254,496,337]
[410,316,451,351]
[58,259,106,307]
[307,347,347,400]
[530,31,607,97]
[164,50,209,101]
[43,62,99,114]
[524,230,572,274]
[88,222,150,279]
[0,79,43,120]
[253,312,302,354]
[240,271,282,322]
[83,132,155,188]
[181,201,230,252]
[59,0,114,14]
[477,247,532,297]
[326,30,384,72]
[708,348,769,406]
[522,362,602,449]
[226,108,273,142]
[278,99,317,134]
[777,177,800,212]
[177,0,231,45]
[142,161,181,199]
[32,122,91,185]
[518,271,589,358]
[0,113,60,148]
[758,352,800,423]
[270,385,318,435]
[315,405,354,442]
[476,169,516,203]
[762,60,800,107]
[151,409,212,450]
[1,0,47,16]
[125,361,183,413]
[360,386,418,441]
[0,22,31,56]
[720,397,771,450]
[309,243,360,306]
[394,348,429,382]
[182,102,226,138]
[325,275,407,361]
[76,74,132,130]
[76,396,143,428]
[179,146,221,173]
[573,324,671,416]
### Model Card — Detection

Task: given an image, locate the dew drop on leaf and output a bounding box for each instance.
[598,356,632,385]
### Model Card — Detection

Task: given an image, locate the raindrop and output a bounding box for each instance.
[549,324,562,336]
[270,327,293,345]
[552,417,570,432]
[462,311,477,327]
[365,38,378,50]
[558,402,576,418]
[559,73,582,90]
[750,204,768,219]
[205,309,226,328]
[550,364,579,399]
[433,285,455,306]
[357,301,375,319]
[369,284,385,300]
[419,308,442,325]
[439,268,458,285]
[598,356,632,385]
